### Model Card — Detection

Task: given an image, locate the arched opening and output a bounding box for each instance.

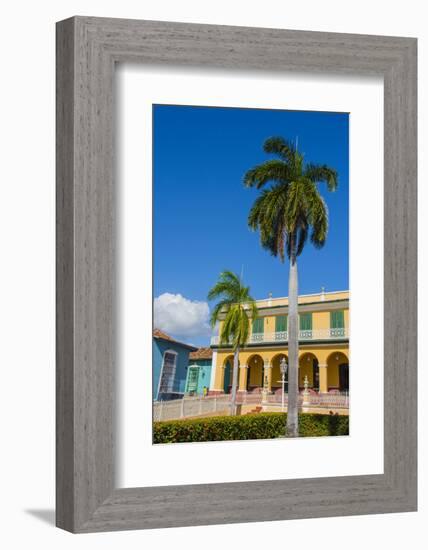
[246,354,264,392]
[299,352,319,391]
[326,351,349,392]
[271,353,288,395]
[223,355,234,394]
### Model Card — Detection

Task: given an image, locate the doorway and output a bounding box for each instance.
[223,360,231,393]
[339,363,349,391]
[313,358,320,391]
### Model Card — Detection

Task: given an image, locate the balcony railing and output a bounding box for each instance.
[210,327,349,346]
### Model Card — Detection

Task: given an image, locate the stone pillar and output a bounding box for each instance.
[265,360,272,393]
[262,359,272,404]
[209,350,218,390]
[318,364,328,393]
[302,375,310,412]
[239,364,248,392]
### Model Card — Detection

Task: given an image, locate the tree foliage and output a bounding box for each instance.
[244,136,338,261]
[208,270,257,350]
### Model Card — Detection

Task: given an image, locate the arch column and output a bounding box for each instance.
[208,364,224,394]
[239,364,249,392]
[210,354,232,395]
[263,359,272,393]
[318,364,328,393]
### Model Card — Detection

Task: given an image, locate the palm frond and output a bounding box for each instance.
[263,136,296,163]
[207,270,241,301]
[310,197,328,248]
[220,270,241,285]
[296,222,309,256]
[209,299,231,327]
[219,308,235,345]
[247,189,270,230]
[283,180,305,234]
[245,136,336,266]
[208,270,258,350]
[247,184,288,260]
[236,307,249,347]
[244,160,291,189]
[247,299,259,324]
[301,179,329,248]
[304,163,338,192]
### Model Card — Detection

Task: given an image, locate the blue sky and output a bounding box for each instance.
[153,104,349,346]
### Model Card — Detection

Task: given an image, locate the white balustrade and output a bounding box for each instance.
[210,327,348,346]
[153,391,349,421]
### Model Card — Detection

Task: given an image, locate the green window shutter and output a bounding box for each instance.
[275,315,287,332]
[252,317,264,334]
[330,310,344,328]
[330,310,345,336]
[299,313,312,331]
[186,366,199,393]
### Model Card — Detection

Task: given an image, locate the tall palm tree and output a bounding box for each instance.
[208,270,258,416]
[244,136,338,437]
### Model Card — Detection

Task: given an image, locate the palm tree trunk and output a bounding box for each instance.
[287,234,299,437]
[230,347,240,416]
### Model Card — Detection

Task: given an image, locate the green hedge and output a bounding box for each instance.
[153,412,349,444]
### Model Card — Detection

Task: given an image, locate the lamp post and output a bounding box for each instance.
[279,357,288,412]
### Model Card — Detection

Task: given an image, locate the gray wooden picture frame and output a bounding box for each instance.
[56,16,417,533]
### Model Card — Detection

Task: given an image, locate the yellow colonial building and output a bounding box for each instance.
[209,289,349,396]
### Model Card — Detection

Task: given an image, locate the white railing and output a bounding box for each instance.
[153,391,349,421]
[210,327,348,346]
[153,395,231,422]
[266,391,349,409]
[303,391,349,408]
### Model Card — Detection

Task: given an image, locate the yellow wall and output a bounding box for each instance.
[260,308,348,334]
[212,345,349,393]
[248,363,263,386]
[218,308,349,341]
[212,290,349,393]
[344,308,349,327]
[249,302,348,340]
[299,356,314,386]
[217,290,349,341]
[313,311,329,330]
[215,345,348,372]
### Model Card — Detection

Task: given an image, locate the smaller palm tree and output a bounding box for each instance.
[208,270,258,416]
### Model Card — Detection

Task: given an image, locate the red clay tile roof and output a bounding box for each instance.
[153,328,197,351]
[153,328,174,341]
[189,347,213,360]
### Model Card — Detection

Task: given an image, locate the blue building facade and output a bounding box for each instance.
[153,329,196,401]
[185,348,213,396]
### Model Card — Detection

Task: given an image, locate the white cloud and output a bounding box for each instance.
[154,293,211,340]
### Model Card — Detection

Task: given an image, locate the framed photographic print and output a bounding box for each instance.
[56,16,417,532]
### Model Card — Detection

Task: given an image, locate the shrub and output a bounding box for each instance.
[153,412,349,444]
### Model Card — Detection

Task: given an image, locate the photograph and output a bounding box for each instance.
[152,104,350,443]
[0,3,417,542]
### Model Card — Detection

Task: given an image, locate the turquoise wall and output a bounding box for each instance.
[153,338,192,400]
[185,359,212,395]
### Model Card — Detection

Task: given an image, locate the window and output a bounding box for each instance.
[252,317,264,333]
[275,315,287,340]
[158,350,177,396]
[252,318,264,341]
[330,310,345,337]
[299,313,312,339]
